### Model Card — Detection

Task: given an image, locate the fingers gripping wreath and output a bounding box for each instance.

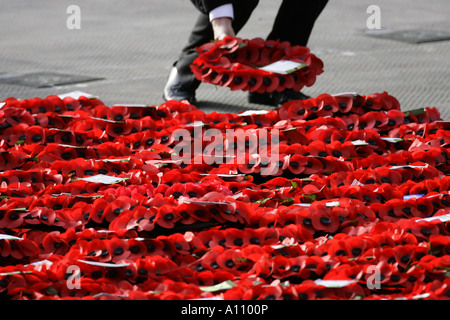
[190,37,324,93]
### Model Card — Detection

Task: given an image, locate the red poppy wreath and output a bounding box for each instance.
[190,37,324,93]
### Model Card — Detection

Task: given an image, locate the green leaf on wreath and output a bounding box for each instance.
[256,197,273,205]
[404,108,425,116]
[282,198,294,206]
[304,194,317,202]
[428,243,443,256]
[290,180,298,190]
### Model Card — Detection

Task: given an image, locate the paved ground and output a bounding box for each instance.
[1,0,449,118]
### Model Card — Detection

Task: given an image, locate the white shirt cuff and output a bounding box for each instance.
[209,4,234,22]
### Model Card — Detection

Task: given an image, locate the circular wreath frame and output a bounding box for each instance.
[191,37,324,93]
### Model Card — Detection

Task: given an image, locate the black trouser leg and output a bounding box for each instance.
[267,0,328,46]
[248,0,328,104]
[175,0,260,93]
[174,14,212,93]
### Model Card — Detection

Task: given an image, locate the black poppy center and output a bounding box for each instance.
[225,259,235,268]
[113,247,124,255]
[320,217,331,225]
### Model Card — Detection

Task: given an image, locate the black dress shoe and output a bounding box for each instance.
[163,67,196,104]
[248,89,310,107]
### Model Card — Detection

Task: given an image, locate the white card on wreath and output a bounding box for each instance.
[259,60,307,75]
[78,260,130,268]
[78,174,125,184]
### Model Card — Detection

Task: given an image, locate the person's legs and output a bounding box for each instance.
[267,0,328,46]
[164,0,260,102]
[174,13,214,96]
[248,0,328,106]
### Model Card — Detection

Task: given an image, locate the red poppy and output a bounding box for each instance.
[422,107,442,123]
[310,204,340,234]
[102,120,131,139]
[196,270,230,288]
[375,199,402,221]
[299,256,330,280]
[50,130,75,146]
[4,122,28,146]
[154,205,181,229]
[151,256,179,277]
[69,159,98,177]
[18,238,41,261]
[0,170,29,186]
[60,96,83,112]
[45,95,67,114]
[153,238,177,259]
[299,156,323,176]
[207,229,228,250]
[323,264,363,284]
[25,126,46,145]
[219,228,244,248]
[247,282,285,300]
[238,153,261,174]
[45,113,69,130]
[289,281,318,300]
[81,238,110,262]
[131,207,156,232]
[58,201,91,228]
[401,265,426,289]
[359,112,389,131]
[186,201,218,223]
[41,231,69,256]
[37,144,76,163]
[94,142,131,159]
[228,70,252,92]
[88,198,111,224]
[166,233,191,256]
[106,238,130,262]
[257,75,281,93]
[0,209,28,229]
[428,235,450,257]
[384,109,405,128]
[401,219,431,242]
[366,92,401,112]
[0,271,28,296]
[216,250,251,273]
[330,140,357,159]
[423,147,448,168]
[344,94,365,113]
[392,244,417,269]
[4,106,35,127]
[103,106,127,122]
[375,167,403,185]
[346,236,371,258]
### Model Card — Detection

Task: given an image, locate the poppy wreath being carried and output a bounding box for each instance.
[191,37,324,93]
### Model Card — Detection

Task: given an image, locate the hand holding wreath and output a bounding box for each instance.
[211,17,235,40]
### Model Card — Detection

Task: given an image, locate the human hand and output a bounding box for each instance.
[211,17,235,40]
